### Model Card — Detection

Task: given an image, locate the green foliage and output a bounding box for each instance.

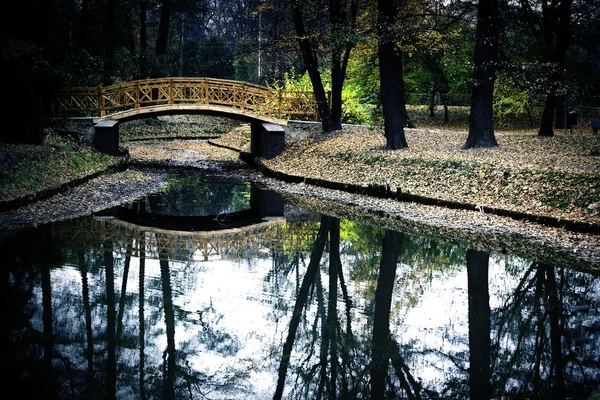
[493,74,544,129]
[280,57,376,125]
[59,46,103,86]
[185,35,235,79]
[235,37,259,83]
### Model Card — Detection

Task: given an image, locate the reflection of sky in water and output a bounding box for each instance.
[11,220,600,399]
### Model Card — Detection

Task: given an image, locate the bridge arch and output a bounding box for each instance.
[57,77,318,158]
[57,77,317,122]
[92,103,288,125]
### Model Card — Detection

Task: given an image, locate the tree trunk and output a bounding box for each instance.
[78,0,91,49]
[463,0,499,149]
[160,250,176,400]
[116,241,133,343]
[377,0,408,150]
[274,216,332,400]
[327,219,341,397]
[156,0,171,55]
[554,95,566,130]
[103,0,118,85]
[466,249,491,400]
[140,1,148,79]
[329,0,357,131]
[539,93,556,136]
[331,51,343,130]
[370,230,402,399]
[79,251,95,397]
[544,264,565,398]
[104,240,117,399]
[42,262,57,399]
[537,0,573,136]
[139,234,147,400]
[292,6,334,132]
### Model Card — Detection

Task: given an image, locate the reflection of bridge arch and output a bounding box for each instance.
[55,217,318,262]
[100,185,286,232]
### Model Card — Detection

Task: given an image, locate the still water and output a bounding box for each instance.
[3,171,599,399]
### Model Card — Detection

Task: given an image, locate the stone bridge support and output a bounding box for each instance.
[93,120,120,155]
[251,122,285,159]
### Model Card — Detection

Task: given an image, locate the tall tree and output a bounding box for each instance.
[463,0,500,149]
[291,1,335,132]
[329,0,358,129]
[378,0,409,149]
[103,0,118,85]
[534,0,573,136]
[139,0,148,78]
[155,0,172,57]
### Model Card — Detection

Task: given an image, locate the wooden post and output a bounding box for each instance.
[135,81,140,108]
[240,84,245,110]
[278,90,283,119]
[201,79,207,104]
[168,78,174,104]
[99,86,105,117]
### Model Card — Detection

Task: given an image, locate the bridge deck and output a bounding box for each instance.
[92,103,288,125]
[57,77,318,123]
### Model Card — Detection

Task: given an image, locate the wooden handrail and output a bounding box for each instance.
[56,77,318,121]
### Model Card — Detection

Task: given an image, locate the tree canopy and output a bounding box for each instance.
[1,0,599,143]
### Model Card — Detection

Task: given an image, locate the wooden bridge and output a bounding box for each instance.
[56,77,319,124]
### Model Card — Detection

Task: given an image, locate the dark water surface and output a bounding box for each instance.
[3,171,599,399]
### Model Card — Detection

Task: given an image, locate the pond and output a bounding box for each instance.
[3,171,600,399]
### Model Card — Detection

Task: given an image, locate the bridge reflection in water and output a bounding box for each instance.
[65,181,318,262]
[3,172,600,399]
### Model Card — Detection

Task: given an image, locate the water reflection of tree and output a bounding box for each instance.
[144,173,251,217]
[370,230,425,400]
[467,249,491,400]
[6,215,600,399]
[274,218,424,399]
[490,262,600,398]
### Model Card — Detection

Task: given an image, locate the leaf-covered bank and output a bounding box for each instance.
[213,125,600,228]
[0,134,125,210]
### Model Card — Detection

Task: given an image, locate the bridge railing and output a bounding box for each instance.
[56,77,319,121]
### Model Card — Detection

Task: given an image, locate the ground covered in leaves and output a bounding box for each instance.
[0,133,123,206]
[120,115,242,141]
[254,127,600,226]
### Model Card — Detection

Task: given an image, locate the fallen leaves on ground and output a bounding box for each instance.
[126,139,240,163]
[0,134,121,203]
[264,128,600,226]
[209,125,251,152]
[120,115,242,141]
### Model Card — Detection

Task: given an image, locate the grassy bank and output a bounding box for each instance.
[0,133,124,207]
[212,124,600,227]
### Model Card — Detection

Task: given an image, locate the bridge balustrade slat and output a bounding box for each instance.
[56,77,318,121]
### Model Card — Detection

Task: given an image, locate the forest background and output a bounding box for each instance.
[1,0,599,144]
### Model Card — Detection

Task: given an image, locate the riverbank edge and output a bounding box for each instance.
[208,139,600,235]
[1,137,598,235]
[0,153,130,213]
